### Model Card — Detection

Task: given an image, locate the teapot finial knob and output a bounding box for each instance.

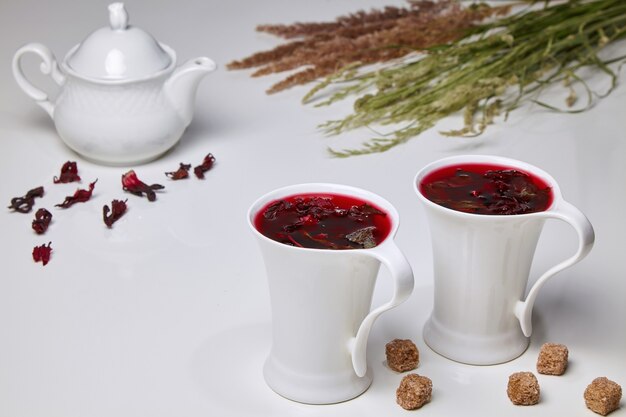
[108,3,128,31]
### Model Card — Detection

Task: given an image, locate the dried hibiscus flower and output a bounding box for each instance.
[165,163,191,180]
[53,161,81,183]
[103,199,128,228]
[194,153,216,179]
[55,180,97,209]
[348,204,385,222]
[32,208,52,234]
[32,242,52,266]
[8,186,44,213]
[122,170,164,201]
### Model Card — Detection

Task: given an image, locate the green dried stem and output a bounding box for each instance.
[307,0,626,157]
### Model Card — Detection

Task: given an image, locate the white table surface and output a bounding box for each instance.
[1,1,624,416]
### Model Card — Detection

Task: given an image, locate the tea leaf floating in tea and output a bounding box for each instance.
[346,226,377,249]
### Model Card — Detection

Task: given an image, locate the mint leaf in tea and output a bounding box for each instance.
[420,163,552,215]
[255,193,391,249]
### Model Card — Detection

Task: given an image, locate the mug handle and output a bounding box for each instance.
[349,241,414,377]
[12,43,66,118]
[514,200,595,337]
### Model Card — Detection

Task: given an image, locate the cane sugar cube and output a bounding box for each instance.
[386,339,419,372]
[584,377,622,416]
[537,343,569,375]
[396,374,432,410]
[507,372,540,405]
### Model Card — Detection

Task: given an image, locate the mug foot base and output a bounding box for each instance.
[263,356,372,404]
[423,317,530,365]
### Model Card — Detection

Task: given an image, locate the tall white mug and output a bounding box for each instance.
[414,155,594,365]
[248,183,414,404]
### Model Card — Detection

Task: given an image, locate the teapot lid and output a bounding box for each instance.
[65,3,174,80]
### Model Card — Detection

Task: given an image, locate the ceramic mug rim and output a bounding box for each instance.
[247,182,400,254]
[413,154,563,219]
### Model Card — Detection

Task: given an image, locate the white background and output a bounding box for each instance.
[0,1,624,416]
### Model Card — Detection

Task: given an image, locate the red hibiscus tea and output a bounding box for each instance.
[254,193,392,249]
[419,163,553,215]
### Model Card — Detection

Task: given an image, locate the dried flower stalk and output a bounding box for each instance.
[228,1,509,93]
[306,0,626,156]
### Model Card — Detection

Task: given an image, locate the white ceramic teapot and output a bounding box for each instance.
[12,3,216,165]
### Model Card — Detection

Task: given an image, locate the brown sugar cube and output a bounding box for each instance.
[584,377,622,416]
[385,339,419,372]
[396,373,432,410]
[507,372,540,405]
[537,343,569,375]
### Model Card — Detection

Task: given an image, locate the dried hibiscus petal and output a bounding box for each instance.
[103,199,128,228]
[53,161,81,183]
[32,208,53,234]
[55,180,97,208]
[194,153,216,179]
[348,203,386,222]
[32,242,52,266]
[165,163,191,180]
[294,196,335,219]
[8,186,44,213]
[264,200,291,220]
[122,170,164,202]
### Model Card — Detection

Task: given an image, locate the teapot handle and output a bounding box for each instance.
[349,241,414,377]
[13,43,66,118]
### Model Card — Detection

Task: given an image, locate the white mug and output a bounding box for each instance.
[414,155,594,365]
[248,183,414,404]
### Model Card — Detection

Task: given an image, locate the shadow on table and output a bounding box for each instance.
[190,322,316,415]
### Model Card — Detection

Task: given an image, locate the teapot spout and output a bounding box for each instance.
[165,57,216,125]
